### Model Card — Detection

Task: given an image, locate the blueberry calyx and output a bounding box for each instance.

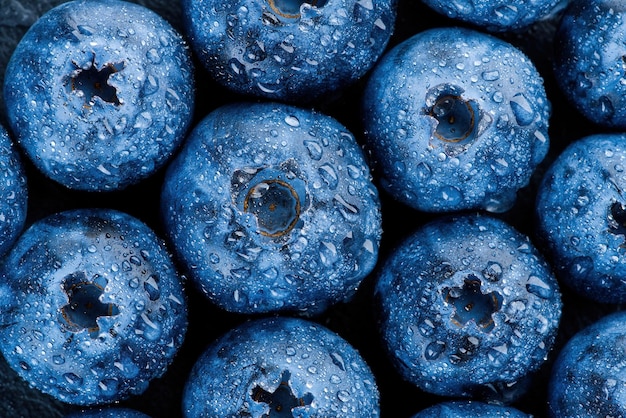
[608,201,626,247]
[443,275,502,332]
[244,179,302,237]
[60,273,119,338]
[267,0,327,19]
[251,370,314,416]
[429,94,476,143]
[67,55,124,108]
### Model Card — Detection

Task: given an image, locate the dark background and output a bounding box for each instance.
[0,0,623,417]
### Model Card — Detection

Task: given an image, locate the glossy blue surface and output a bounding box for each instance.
[412,400,531,417]
[548,311,626,417]
[362,27,550,213]
[3,0,194,191]
[536,133,626,304]
[422,0,563,32]
[0,209,187,405]
[0,123,27,258]
[182,316,379,417]
[161,101,382,315]
[181,0,395,102]
[375,214,561,398]
[554,0,626,128]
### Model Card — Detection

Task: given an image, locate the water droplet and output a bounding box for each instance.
[330,374,342,384]
[424,340,446,360]
[304,140,323,160]
[319,241,339,266]
[330,352,346,371]
[98,378,119,397]
[526,275,553,299]
[63,372,83,386]
[440,185,462,204]
[416,162,432,180]
[598,95,615,120]
[146,48,161,64]
[87,244,97,253]
[510,93,535,126]
[53,354,65,365]
[482,70,500,81]
[337,390,351,402]
[133,111,153,129]
[318,164,338,189]
[284,115,300,127]
[143,275,160,301]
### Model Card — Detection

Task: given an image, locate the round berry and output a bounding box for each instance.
[3,0,194,191]
[536,133,626,304]
[161,101,381,315]
[362,27,550,213]
[0,208,187,405]
[0,123,27,258]
[181,0,395,102]
[375,214,561,398]
[554,0,626,128]
[548,311,626,417]
[182,316,379,417]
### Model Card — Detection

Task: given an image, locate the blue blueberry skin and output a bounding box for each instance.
[554,0,626,128]
[161,102,382,315]
[421,0,562,32]
[535,134,626,304]
[548,311,626,417]
[362,27,550,213]
[181,0,395,102]
[0,123,27,258]
[412,400,531,417]
[3,0,194,191]
[65,407,150,418]
[0,208,187,405]
[375,214,562,398]
[182,316,380,417]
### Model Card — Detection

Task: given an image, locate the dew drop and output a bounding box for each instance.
[284,115,300,127]
[319,164,338,189]
[526,275,553,299]
[510,93,535,126]
[303,139,323,160]
[424,340,446,360]
[337,390,351,402]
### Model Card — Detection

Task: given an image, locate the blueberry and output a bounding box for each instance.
[65,407,150,418]
[0,208,187,405]
[161,101,382,315]
[0,123,27,258]
[3,0,194,191]
[421,0,562,32]
[374,213,561,398]
[554,0,626,128]
[535,133,626,304]
[362,27,550,213]
[412,400,531,417]
[181,0,395,102]
[182,316,379,417]
[548,311,626,417]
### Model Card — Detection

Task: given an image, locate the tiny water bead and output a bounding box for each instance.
[244,179,301,238]
[428,95,476,143]
[67,56,125,107]
[444,275,502,332]
[252,370,314,416]
[267,0,327,19]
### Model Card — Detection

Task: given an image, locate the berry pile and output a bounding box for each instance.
[1,0,625,417]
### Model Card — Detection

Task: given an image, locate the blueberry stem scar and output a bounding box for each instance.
[444,276,502,332]
[243,179,301,238]
[252,370,313,416]
[429,94,475,142]
[68,54,124,107]
[61,280,119,338]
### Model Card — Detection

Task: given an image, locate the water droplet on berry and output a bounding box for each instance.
[284,115,300,127]
[304,140,323,160]
[510,93,535,126]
